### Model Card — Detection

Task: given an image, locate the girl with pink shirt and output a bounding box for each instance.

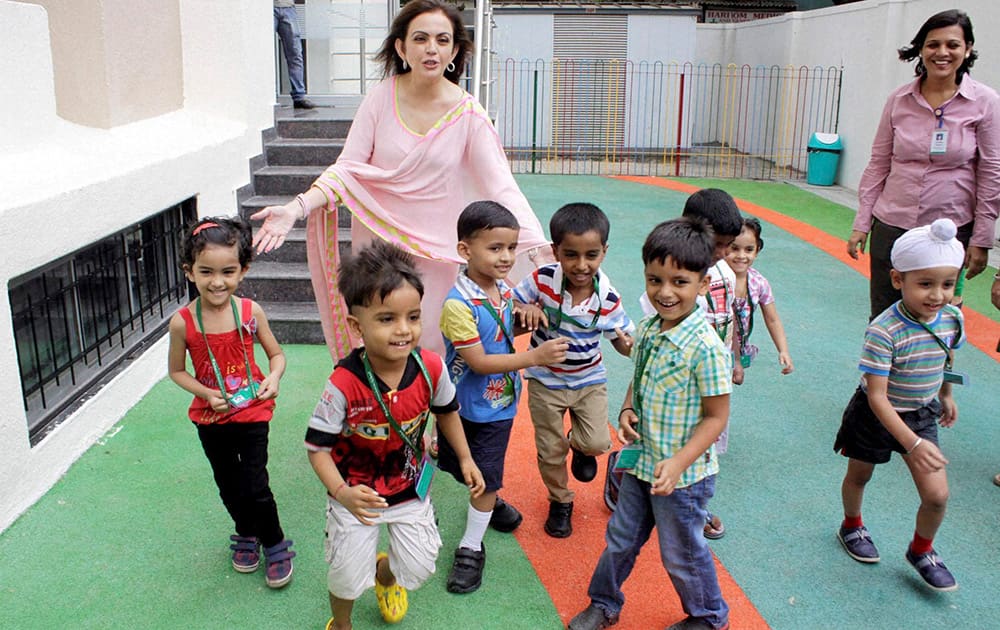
[725,218,794,377]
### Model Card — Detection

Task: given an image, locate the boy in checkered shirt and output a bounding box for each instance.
[569,217,732,630]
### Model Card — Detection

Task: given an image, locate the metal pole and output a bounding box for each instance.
[675,72,685,177]
[531,68,538,174]
[472,0,485,103]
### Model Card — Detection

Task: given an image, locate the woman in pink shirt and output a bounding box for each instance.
[251,0,550,359]
[847,9,1000,320]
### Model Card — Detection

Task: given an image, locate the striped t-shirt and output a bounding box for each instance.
[859,302,964,411]
[513,264,635,389]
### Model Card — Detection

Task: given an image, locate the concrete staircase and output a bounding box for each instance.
[237,108,354,344]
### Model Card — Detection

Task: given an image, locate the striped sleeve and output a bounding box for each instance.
[859,325,893,376]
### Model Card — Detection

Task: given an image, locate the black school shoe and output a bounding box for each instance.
[489,496,523,532]
[446,543,486,594]
[569,431,598,482]
[544,501,573,538]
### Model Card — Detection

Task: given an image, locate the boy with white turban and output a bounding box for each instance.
[833,218,965,592]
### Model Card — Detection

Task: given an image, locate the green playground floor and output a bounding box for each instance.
[1,175,998,630]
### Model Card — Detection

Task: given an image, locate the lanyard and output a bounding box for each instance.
[195,297,256,405]
[479,295,515,352]
[734,296,755,350]
[630,317,662,424]
[361,350,433,457]
[548,276,600,330]
[478,295,517,394]
[897,303,960,370]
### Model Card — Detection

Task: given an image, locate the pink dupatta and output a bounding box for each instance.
[307,87,549,361]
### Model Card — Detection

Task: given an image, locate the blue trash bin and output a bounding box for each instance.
[806,132,842,186]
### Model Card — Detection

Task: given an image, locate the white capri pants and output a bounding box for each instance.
[324,496,442,600]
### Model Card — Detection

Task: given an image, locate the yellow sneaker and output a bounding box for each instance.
[324,617,335,630]
[374,552,408,623]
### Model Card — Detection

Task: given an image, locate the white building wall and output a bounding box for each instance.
[696,0,1000,191]
[0,0,274,532]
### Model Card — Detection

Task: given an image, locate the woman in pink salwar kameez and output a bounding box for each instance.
[252,0,549,360]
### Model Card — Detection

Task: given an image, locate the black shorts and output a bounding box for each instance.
[436,417,513,493]
[834,386,941,464]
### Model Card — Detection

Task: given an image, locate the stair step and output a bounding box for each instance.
[240,196,353,229]
[276,117,353,139]
[253,166,326,196]
[266,137,345,166]
[238,261,315,302]
[256,301,325,345]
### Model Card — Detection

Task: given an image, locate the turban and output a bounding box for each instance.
[890,218,965,272]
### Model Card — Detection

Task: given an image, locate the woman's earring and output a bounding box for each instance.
[447,62,456,73]
[402,59,408,70]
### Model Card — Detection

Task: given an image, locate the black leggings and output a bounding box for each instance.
[196,421,284,547]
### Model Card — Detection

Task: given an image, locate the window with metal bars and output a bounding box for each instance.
[9,198,196,444]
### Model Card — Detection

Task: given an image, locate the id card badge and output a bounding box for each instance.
[930,129,948,155]
[942,370,968,386]
[740,354,752,368]
[614,444,642,471]
[414,455,435,500]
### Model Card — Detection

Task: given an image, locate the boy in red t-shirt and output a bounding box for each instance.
[305,240,484,630]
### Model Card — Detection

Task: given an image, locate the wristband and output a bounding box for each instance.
[907,437,923,455]
[294,193,309,220]
[332,481,348,500]
[618,407,635,421]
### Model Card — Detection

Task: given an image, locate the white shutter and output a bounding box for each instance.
[551,15,628,155]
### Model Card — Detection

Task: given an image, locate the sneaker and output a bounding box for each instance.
[544,501,573,538]
[446,544,486,594]
[568,431,598,482]
[906,547,958,592]
[665,616,729,630]
[489,496,523,532]
[374,552,409,622]
[293,98,316,109]
[263,539,296,588]
[837,526,880,563]
[704,513,726,540]
[568,603,619,630]
[229,535,260,573]
[604,451,624,512]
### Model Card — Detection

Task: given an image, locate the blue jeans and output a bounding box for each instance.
[274,6,306,99]
[587,473,729,628]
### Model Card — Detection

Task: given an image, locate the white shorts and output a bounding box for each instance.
[324,496,442,600]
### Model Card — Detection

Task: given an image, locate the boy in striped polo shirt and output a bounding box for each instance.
[513,202,635,538]
[834,218,966,592]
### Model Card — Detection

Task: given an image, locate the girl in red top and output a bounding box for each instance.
[167,216,294,588]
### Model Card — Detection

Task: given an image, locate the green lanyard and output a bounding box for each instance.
[360,350,433,458]
[478,295,517,395]
[195,297,256,405]
[897,303,961,371]
[479,296,515,352]
[630,317,661,426]
[547,276,600,331]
